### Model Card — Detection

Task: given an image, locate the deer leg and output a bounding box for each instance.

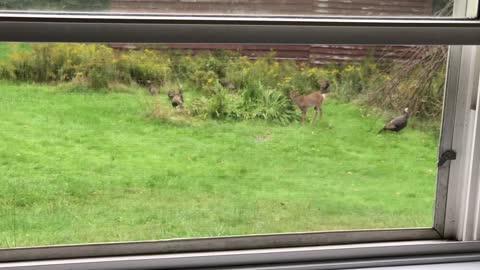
[301,110,306,126]
[311,107,319,124]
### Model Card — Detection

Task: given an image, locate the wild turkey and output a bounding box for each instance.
[219,79,237,94]
[378,108,410,133]
[320,80,330,92]
[219,79,235,90]
[147,81,158,96]
[167,89,184,108]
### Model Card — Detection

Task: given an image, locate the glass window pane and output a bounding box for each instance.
[0,42,445,247]
[0,0,473,18]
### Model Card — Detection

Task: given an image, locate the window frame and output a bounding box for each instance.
[2,0,480,268]
[0,14,480,44]
[3,241,480,270]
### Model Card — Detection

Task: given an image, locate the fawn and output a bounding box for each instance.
[290,80,329,125]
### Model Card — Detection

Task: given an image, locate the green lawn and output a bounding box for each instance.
[0,81,438,248]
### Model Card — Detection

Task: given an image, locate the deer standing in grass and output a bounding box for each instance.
[290,80,329,125]
[290,90,325,125]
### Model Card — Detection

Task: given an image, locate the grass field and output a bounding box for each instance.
[0,81,439,248]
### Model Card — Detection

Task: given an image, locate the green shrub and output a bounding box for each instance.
[189,82,297,124]
[0,43,117,88]
[0,44,173,90]
[169,50,235,94]
[117,49,171,85]
[189,88,241,119]
[224,52,284,90]
[0,42,445,121]
[250,88,298,124]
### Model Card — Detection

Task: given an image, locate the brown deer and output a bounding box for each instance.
[290,90,325,125]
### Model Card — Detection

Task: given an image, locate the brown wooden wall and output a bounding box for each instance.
[110,43,417,65]
[109,0,432,64]
[110,0,432,16]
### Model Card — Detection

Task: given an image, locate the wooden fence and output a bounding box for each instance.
[110,43,418,65]
[110,0,432,16]
[109,0,432,64]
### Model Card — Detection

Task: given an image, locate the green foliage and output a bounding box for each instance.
[190,83,297,124]
[190,89,241,119]
[329,57,382,101]
[249,88,298,124]
[169,50,234,94]
[0,44,173,90]
[0,44,117,89]
[328,55,446,119]
[225,52,283,90]
[0,42,445,120]
[117,49,171,85]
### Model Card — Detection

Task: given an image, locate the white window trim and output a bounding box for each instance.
[0,15,479,45]
[443,45,480,240]
[2,241,480,270]
[1,0,480,268]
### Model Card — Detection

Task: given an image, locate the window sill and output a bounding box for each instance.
[2,241,480,270]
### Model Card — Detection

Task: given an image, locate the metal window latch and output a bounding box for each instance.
[438,150,457,167]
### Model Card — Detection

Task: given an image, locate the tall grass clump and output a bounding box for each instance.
[189,82,297,124]
[0,43,172,90]
[117,49,171,85]
[169,49,235,95]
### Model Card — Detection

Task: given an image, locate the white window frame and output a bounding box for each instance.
[1,1,480,269]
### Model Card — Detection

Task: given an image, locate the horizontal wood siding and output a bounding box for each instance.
[111,0,316,15]
[314,0,432,16]
[110,0,432,16]
[110,43,418,64]
[109,0,431,64]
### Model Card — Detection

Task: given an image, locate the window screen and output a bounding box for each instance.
[0,42,445,247]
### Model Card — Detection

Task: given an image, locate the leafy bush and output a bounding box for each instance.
[224,53,283,90]
[189,88,241,119]
[169,50,234,94]
[0,44,172,90]
[0,44,117,88]
[249,88,298,124]
[190,82,297,124]
[117,49,171,85]
[0,42,445,121]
